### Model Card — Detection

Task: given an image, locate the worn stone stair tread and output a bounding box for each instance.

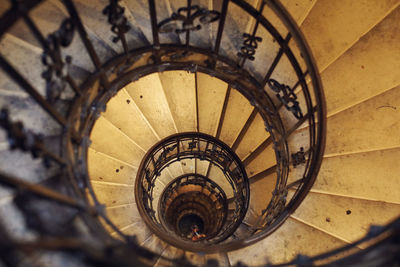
[102,88,159,151]
[196,73,228,136]
[301,0,399,72]
[90,116,145,166]
[313,147,400,204]
[235,112,270,160]
[227,217,350,266]
[319,6,400,118]
[125,73,177,139]
[289,190,400,248]
[158,71,197,133]
[88,148,137,185]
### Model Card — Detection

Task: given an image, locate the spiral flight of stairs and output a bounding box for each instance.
[0,0,399,266]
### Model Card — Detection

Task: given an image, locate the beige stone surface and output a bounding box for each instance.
[159,71,197,132]
[197,73,227,136]
[219,89,254,147]
[196,158,209,176]
[90,116,145,166]
[91,182,134,206]
[325,85,400,156]
[228,217,348,265]
[118,219,152,243]
[88,148,137,184]
[314,148,400,203]
[125,74,177,139]
[291,191,400,246]
[102,89,159,151]
[301,0,399,71]
[205,253,230,267]
[249,172,277,215]
[321,7,400,116]
[106,203,141,230]
[235,113,269,159]
[142,234,168,254]
[245,145,276,177]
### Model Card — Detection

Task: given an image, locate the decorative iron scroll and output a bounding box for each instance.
[291,147,305,168]
[237,33,262,61]
[158,5,220,34]
[136,133,249,247]
[103,0,130,43]
[0,109,63,167]
[268,79,303,119]
[41,19,75,103]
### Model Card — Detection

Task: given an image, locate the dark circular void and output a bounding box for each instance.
[178,214,205,237]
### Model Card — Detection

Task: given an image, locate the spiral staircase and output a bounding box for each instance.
[0,0,399,266]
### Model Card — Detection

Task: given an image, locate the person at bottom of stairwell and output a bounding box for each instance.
[191,224,206,241]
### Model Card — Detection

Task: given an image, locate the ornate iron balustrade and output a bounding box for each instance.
[135,132,249,250]
[0,0,329,264]
[159,173,228,242]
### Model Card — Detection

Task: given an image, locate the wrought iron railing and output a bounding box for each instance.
[0,0,334,264]
[159,173,228,241]
[135,132,249,250]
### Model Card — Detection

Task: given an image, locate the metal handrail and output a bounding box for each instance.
[0,0,327,263]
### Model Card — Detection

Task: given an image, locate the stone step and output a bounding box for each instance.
[301,0,399,72]
[320,6,400,117]
[125,73,177,139]
[289,190,400,247]
[90,116,145,166]
[314,147,400,204]
[228,217,350,266]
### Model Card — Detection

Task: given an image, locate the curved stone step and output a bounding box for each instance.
[88,147,137,184]
[90,181,134,207]
[249,170,276,215]
[320,6,400,117]
[313,147,400,204]
[234,112,269,160]
[301,0,399,72]
[115,219,152,243]
[104,203,141,233]
[324,84,400,156]
[228,217,351,266]
[289,190,400,248]
[219,89,254,147]
[196,73,228,136]
[125,73,177,139]
[102,88,159,151]
[90,116,145,166]
[159,71,197,133]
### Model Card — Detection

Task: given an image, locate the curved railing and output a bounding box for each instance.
[159,173,228,242]
[135,132,249,250]
[0,0,328,264]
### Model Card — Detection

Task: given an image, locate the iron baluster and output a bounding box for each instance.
[0,171,92,213]
[0,55,68,127]
[237,33,262,62]
[237,2,265,66]
[268,79,303,119]
[103,0,130,53]
[157,5,220,34]
[262,33,292,87]
[213,0,229,54]
[185,0,192,47]
[18,7,81,98]
[0,109,66,167]
[148,0,160,63]
[41,19,76,103]
[61,0,110,88]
